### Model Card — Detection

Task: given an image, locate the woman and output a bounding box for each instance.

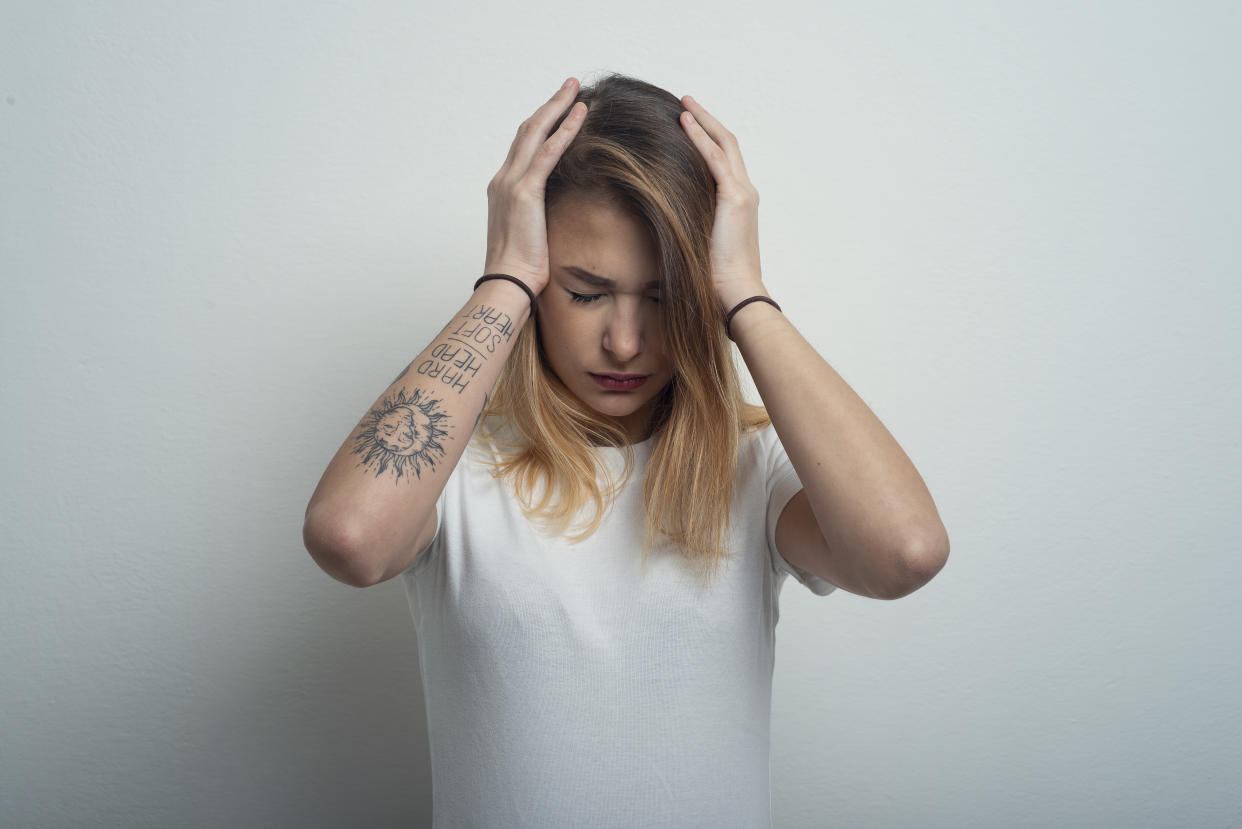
[303,72,949,827]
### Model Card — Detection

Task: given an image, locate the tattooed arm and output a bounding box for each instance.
[302,278,530,587]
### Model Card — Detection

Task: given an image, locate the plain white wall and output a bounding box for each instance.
[3,1,1239,826]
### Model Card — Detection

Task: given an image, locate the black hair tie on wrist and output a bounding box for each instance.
[474,273,538,318]
[725,296,781,341]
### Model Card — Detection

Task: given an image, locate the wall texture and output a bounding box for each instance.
[2,1,1239,826]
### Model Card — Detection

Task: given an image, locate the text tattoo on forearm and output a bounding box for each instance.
[415,304,516,395]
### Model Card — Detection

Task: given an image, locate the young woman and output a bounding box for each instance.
[304,72,949,827]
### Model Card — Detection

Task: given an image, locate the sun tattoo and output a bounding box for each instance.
[351,387,450,480]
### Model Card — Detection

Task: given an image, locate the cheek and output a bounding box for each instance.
[554,316,595,345]
[543,315,591,360]
[649,330,669,363]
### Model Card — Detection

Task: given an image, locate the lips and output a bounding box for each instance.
[590,373,649,391]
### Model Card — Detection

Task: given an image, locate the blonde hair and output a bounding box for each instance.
[474,72,771,588]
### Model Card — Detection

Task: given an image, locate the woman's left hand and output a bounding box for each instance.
[678,94,769,312]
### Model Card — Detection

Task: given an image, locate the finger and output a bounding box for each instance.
[679,106,731,182]
[504,78,581,171]
[679,96,752,186]
[522,100,587,186]
[680,95,738,153]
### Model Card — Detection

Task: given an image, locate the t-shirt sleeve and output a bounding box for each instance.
[763,425,838,596]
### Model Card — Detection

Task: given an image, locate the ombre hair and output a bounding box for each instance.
[474,72,771,587]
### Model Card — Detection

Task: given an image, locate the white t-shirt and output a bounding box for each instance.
[399,421,836,828]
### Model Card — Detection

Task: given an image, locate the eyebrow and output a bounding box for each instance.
[562,265,661,289]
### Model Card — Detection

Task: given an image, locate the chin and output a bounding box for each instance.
[573,382,638,406]
[589,397,647,418]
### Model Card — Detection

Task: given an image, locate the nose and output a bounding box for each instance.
[601,296,647,363]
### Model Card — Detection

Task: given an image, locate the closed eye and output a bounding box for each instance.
[568,291,660,305]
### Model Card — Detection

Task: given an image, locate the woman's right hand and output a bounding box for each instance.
[482,77,588,296]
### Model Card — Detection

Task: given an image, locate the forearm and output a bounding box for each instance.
[303,278,530,584]
[729,293,949,583]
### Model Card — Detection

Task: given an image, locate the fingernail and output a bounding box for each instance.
[563,77,575,89]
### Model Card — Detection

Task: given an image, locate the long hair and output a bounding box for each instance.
[474,71,771,587]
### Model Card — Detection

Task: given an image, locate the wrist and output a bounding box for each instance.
[717,280,770,315]
[473,275,536,325]
[725,296,783,342]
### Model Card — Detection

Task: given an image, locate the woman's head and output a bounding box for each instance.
[533,72,731,444]
[539,190,672,443]
[478,72,770,583]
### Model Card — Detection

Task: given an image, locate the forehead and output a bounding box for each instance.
[549,195,661,290]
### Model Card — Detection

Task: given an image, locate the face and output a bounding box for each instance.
[538,192,673,444]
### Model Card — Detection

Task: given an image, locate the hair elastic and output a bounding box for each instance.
[474,273,538,318]
[725,296,781,341]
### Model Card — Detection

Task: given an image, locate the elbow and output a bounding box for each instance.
[875,531,950,600]
[302,510,378,589]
